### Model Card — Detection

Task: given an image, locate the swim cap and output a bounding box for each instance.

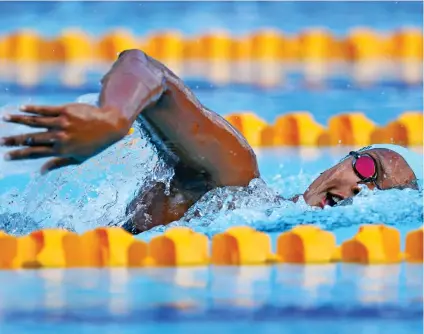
[357,144,423,190]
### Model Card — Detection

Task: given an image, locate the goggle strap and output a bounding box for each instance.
[352,154,377,180]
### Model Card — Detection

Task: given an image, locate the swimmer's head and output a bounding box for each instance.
[303,144,422,208]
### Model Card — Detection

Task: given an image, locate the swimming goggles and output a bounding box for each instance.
[349,151,379,187]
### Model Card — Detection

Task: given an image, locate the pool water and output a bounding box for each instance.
[0,88,423,238]
[0,114,423,239]
[0,1,422,332]
[0,89,423,333]
[0,1,422,37]
[0,8,423,327]
[0,265,422,334]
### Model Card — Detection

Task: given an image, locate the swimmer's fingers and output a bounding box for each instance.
[4,147,55,161]
[41,157,79,175]
[2,114,62,129]
[18,105,63,116]
[1,132,59,147]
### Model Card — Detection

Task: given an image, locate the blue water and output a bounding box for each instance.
[0,74,423,334]
[0,1,422,37]
[0,265,422,334]
[1,1,423,126]
[0,2,423,332]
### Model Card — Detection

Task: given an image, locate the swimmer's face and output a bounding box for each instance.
[303,149,418,208]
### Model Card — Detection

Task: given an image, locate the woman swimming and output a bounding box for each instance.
[1,49,422,234]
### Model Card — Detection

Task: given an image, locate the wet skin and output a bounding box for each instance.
[0,50,418,233]
[303,148,417,208]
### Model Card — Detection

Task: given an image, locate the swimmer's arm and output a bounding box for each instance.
[0,49,166,172]
[99,49,166,126]
[100,49,260,187]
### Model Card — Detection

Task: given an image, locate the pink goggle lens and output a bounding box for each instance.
[355,155,376,179]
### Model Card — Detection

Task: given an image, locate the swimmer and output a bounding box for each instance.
[1,49,422,234]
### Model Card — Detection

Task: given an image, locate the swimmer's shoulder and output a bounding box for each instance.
[146,51,258,166]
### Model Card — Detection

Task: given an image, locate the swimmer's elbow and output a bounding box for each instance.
[100,48,167,115]
[111,49,165,83]
[120,49,167,93]
[117,49,147,60]
[103,49,147,79]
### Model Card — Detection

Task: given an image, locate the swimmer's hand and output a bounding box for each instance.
[1,103,131,174]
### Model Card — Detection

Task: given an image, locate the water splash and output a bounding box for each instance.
[145,177,423,239]
[0,98,175,235]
